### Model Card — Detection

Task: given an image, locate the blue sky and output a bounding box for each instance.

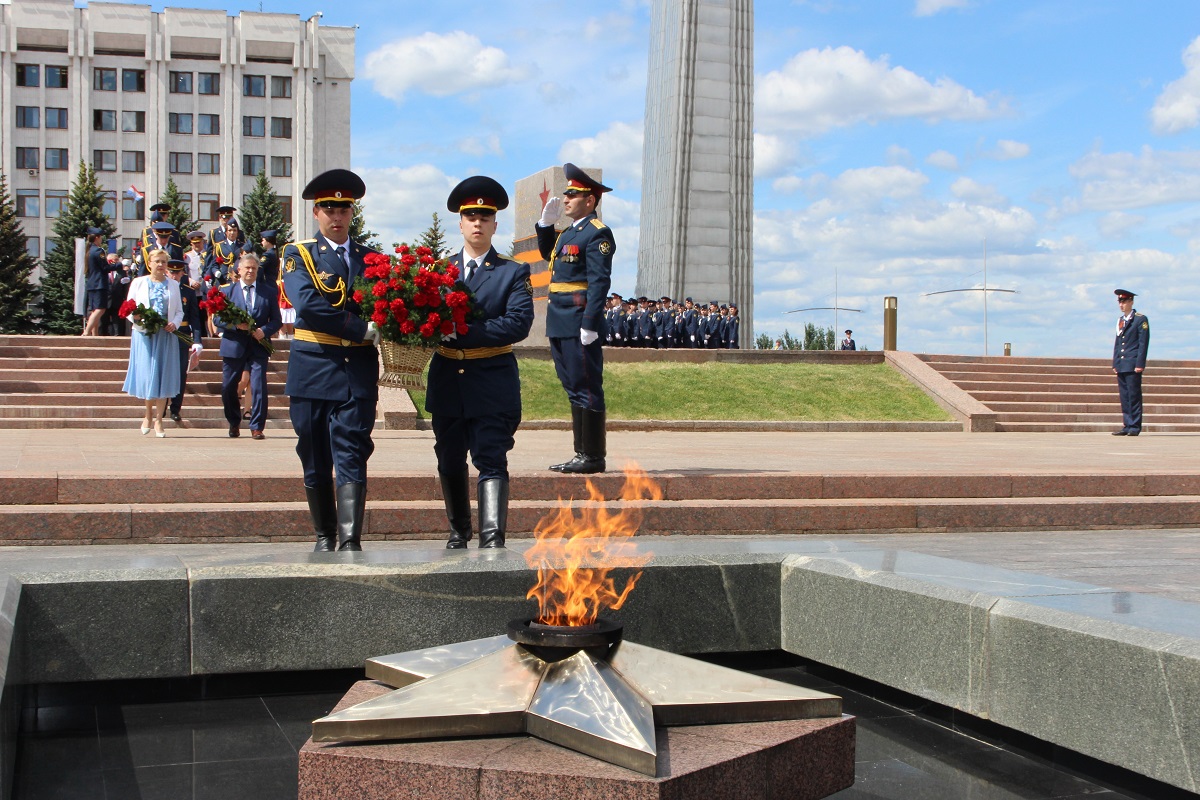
[109,0,1200,356]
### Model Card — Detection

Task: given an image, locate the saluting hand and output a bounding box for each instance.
[539,197,564,227]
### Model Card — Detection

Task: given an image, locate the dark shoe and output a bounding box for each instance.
[1127,430,1140,436]
[440,468,473,549]
[559,456,606,474]
[242,409,251,420]
[560,409,606,474]
[170,412,182,423]
[228,424,240,438]
[549,454,587,472]
[251,429,265,440]
[336,482,366,551]
[549,406,585,471]
[478,478,509,549]
[1112,429,1128,436]
[306,484,337,552]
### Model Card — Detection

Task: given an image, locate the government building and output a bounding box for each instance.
[0,0,354,276]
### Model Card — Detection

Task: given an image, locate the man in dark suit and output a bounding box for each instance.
[82,228,109,336]
[167,259,205,424]
[427,176,534,550]
[1112,289,1150,436]
[535,163,615,474]
[282,169,378,552]
[840,330,856,351]
[215,253,280,440]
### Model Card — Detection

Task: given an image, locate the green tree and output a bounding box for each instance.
[802,323,836,350]
[417,212,450,260]
[156,176,200,238]
[349,200,382,251]
[41,161,116,334]
[781,329,802,350]
[754,332,773,350]
[0,173,40,333]
[238,170,293,254]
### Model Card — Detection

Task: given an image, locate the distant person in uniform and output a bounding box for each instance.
[1112,289,1149,436]
[136,203,181,274]
[259,229,280,286]
[282,169,379,551]
[726,303,740,349]
[209,205,237,246]
[535,163,615,474]
[166,259,204,424]
[840,330,856,351]
[428,176,534,550]
[82,228,110,336]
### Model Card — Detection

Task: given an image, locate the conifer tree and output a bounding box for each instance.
[349,200,382,251]
[417,212,450,260]
[41,161,116,334]
[156,177,200,238]
[0,173,40,333]
[238,170,292,254]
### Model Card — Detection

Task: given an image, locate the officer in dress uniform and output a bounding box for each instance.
[429,177,534,550]
[726,303,740,349]
[535,163,615,474]
[259,229,280,286]
[683,298,699,347]
[82,228,110,336]
[658,296,674,348]
[136,203,182,273]
[141,222,184,277]
[840,330,856,351]
[282,169,379,551]
[209,206,237,245]
[1112,289,1149,436]
[166,259,204,424]
[205,220,244,285]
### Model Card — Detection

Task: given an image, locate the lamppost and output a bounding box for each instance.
[922,238,1017,356]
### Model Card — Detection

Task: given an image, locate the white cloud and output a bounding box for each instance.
[829,166,928,205]
[1097,211,1146,240]
[1152,36,1200,134]
[456,135,504,158]
[756,46,1001,136]
[559,121,645,185]
[886,145,913,166]
[1068,146,1200,210]
[914,0,970,16]
[355,164,459,248]
[951,177,1007,207]
[363,31,530,104]
[754,134,795,178]
[984,139,1030,160]
[926,150,960,170]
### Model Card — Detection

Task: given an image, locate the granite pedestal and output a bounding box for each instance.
[299,681,855,800]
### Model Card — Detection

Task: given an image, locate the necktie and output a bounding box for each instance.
[244,285,255,312]
[336,246,348,270]
[466,260,478,286]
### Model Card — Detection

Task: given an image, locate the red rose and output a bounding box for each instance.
[372,311,387,325]
[440,320,454,336]
[419,323,435,338]
[446,265,460,281]
[374,299,388,313]
[118,299,137,318]
[456,322,469,335]
[400,320,416,334]
[398,244,410,255]
[371,281,388,297]
[412,293,427,307]
[401,254,417,267]
[352,290,365,303]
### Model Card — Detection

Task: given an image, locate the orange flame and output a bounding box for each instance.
[524,463,662,627]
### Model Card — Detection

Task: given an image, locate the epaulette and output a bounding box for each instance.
[590,219,608,231]
[1133,312,1144,317]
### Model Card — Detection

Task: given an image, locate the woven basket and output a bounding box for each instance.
[378,340,434,390]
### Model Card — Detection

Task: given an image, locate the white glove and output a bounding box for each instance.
[539,197,563,227]
[690,335,695,342]
[365,322,382,345]
[580,328,599,346]
[121,276,131,284]
[190,343,203,353]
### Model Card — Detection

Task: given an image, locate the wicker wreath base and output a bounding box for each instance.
[378,341,434,390]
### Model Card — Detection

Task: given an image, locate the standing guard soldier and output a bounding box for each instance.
[166,259,204,424]
[726,303,740,349]
[429,177,533,550]
[657,296,674,348]
[840,329,856,351]
[1112,289,1149,436]
[282,169,379,551]
[683,297,699,347]
[206,220,244,286]
[535,163,615,474]
[209,205,237,245]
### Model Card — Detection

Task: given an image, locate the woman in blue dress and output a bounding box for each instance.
[122,249,183,437]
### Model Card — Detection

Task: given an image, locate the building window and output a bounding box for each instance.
[16,64,39,87]
[15,148,39,170]
[270,156,292,177]
[270,117,292,139]
[242,116,265,137]
[46,66,68,88]
[121,111,146,133]
[93,150,117,171]
[198,194,219,221]
[198,114,220,135]
[102,191,118,220]
[198,73,220,94]
[122,237,138,255]
[45,108,68,129]
[123,196,144,220]
[123,69,145,92]
[15,191,39,217]
[169,152,193,174]
[270,76,292,98]
[93,110,116,131]
[169,113,193,135]
[198,153,220,174]
[45,148,69,170]
[122,151,145,172]
[45,190,68,219]
[26,237,40,259]
[242,75,265,97]
[15,107,39,128]
[93,68,117,91]
[242,155,265,176]
[170,71,193,93]
[279,196,292,223]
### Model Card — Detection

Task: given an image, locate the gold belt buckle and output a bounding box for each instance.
[341,338,352,347]
[454,349,466,360]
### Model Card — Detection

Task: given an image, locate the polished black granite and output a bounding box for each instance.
[14,659,1179,800]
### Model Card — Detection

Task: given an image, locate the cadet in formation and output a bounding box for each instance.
[1112,288,1149,436]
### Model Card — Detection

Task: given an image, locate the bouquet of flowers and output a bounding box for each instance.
[117,300,192,344]
[351,244,477,347]
[199,285,275,354]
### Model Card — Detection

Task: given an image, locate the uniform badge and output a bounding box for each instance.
[599,241,612,256]
[1142,321,1149,330]
[317,271,333,281]
[285,258,297,273]
[525,277,534,296]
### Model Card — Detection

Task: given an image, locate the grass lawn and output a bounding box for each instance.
[409,359,952,422]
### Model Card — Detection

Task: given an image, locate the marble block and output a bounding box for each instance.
[299,681,855,800]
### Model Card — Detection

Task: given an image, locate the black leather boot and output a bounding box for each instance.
[306,484,337,552]
[561,410,606,474]
[440,468,473,549]
[336,483,366,551]
[549,405,585,471]
[478,478,509,549]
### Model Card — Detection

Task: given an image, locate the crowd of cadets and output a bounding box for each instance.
[604,295,740,349]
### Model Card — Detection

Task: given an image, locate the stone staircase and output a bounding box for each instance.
[0,334,291,429]
[918,354,1200,433]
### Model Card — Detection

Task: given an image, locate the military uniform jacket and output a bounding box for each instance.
[535,213,614,338]
[425,248,533,418]
[1113,311,1149,372]
[215,282,281,359]
[179,283,203,345]
[86,245,110,291]
[683,308,699,338]
[260,246,280,286]
[281,235,378,402]
[204,240,242,284]
[727,316,740,348]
